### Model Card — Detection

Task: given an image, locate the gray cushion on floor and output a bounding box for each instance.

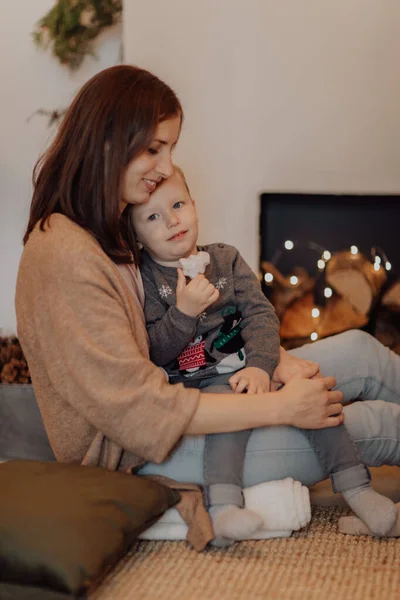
[0,581,70,599]
[0,384,55,461]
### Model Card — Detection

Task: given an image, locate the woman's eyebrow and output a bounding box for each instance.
[153,139,168,145]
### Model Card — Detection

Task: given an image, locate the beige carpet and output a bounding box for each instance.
[90,504,400,600]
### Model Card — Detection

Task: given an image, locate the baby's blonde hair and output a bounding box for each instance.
[173,165,192,198]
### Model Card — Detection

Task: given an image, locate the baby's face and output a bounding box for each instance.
[132,171,199,263]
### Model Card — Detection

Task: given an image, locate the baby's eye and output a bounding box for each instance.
[148,213,159,222]
[173,201,184,209]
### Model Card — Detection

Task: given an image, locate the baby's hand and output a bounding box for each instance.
[176,268,219,318]
[271,348,321,391]
[229,367,271,394]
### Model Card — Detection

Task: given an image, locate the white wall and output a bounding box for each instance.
[124,0,400,270]
[2,1,400,333]
[0,1,121,333]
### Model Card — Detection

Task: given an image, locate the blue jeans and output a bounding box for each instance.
[139,330,400,488]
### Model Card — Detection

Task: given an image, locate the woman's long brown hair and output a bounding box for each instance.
[24,65,183,264]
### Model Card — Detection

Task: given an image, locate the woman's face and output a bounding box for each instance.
[120,115,181,213]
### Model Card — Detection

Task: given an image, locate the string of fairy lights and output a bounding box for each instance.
[263,240,392,342]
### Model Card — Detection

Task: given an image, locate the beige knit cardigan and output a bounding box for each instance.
[15,214,200,471]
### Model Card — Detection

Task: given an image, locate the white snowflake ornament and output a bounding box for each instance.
[216,277,227,290]
[158,284,173,299]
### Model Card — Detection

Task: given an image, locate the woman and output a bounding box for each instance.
[16,65,400,539]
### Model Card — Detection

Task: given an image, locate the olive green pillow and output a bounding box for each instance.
[0,461,180,598]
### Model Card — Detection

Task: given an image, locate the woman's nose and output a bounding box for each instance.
[157,151,174,179]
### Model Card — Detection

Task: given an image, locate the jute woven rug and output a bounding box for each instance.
[90,506,400,600]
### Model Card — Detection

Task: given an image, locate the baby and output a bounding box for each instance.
[131,165,397,544]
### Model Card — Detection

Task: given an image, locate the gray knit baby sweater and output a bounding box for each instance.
[140,243,280,384]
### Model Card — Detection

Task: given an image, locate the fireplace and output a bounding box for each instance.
[259,193,400,351]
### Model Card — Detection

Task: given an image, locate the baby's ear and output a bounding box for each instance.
[192,198,199,221]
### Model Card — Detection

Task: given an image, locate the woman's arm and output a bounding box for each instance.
[186,364,344,435]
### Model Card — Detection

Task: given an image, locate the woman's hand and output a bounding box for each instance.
[186,362,344,435]
[176,268,219,317]
[271,346,320,390]
[277,364,344,429]
[229,367,270,394]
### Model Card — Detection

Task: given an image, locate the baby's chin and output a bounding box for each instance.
[156,258,182,268]
[145,250,181,267]
[145,244,198,266]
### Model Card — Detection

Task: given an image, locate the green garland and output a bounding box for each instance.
[33,0,122,70]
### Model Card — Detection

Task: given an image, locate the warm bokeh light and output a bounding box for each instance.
[264,272,274,283]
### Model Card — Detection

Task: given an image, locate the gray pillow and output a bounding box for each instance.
[0,384,55,461]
